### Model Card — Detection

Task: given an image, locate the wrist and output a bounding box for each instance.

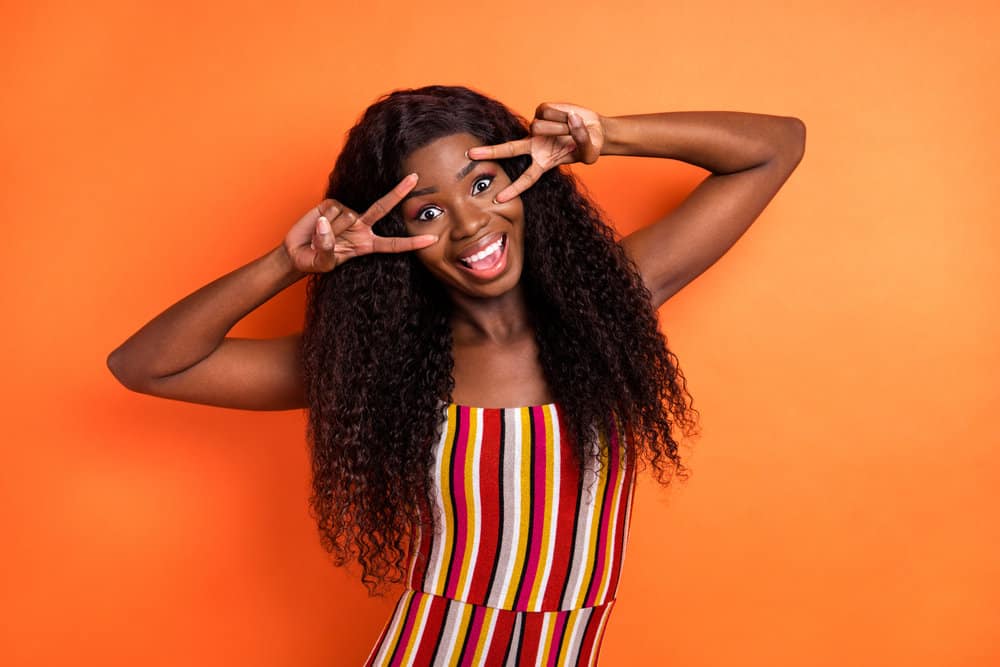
[270,244,307,286]
[600,115,633,156]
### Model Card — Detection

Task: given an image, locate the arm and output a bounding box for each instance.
[106,245,309,411]
[106,174,436,411]
[469,105,806,310]
[608,111,807,308]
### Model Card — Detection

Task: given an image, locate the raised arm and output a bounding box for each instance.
[468,104,806,310]
[606,110,806,308]
[106,174,436,411]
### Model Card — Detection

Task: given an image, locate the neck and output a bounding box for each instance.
[448,283,533,345]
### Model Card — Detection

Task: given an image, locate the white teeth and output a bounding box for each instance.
[462,236,503,264]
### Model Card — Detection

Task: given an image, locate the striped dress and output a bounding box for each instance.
[364,402,637,667]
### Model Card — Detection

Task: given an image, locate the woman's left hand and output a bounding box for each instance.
[467,102,605,203]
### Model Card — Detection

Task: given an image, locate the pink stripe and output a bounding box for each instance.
[547,612,569,667]
[458,606,487,667]
[388,591,419,667]
[446,406,472,598]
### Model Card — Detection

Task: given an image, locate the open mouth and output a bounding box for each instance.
[456,233,508,279]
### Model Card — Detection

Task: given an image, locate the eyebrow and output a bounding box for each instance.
[401,160,481,202]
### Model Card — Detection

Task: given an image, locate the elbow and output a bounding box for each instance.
[783,117,807,163]
[106,347,148,393]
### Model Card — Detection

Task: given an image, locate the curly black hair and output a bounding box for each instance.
[301,85,700,596]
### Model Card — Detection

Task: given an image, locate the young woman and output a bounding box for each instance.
[108,85,805,665]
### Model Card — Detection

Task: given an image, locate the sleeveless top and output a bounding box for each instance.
[365,402,637,666]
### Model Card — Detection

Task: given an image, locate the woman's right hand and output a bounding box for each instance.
[284,173,438,273]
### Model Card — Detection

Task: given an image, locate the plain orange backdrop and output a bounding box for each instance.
[3,1,998,665]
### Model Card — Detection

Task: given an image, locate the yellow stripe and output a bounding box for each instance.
[538,612,557,665]
[455,407,479,598]
[435,404,458,594]
[594,415,626,602]
[397,592,432,666]
[527,404,556,608]
[469,605,496,665]
[447,601,476,667]
[572,426,611,608]
[379,589,415,666]
[503,407,533,608]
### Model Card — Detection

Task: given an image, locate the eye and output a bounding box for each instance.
[472,175,493,195]
[416,206,443,222]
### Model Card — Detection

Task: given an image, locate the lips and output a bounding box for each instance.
[456,232,507,270]
[455,233,507,282]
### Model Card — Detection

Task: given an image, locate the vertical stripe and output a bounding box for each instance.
[395,591,433,667]
[482,410,506,606]
[502,613,522,667]
[383,589,418,667]
[371,403,637,667]
[365,589,412,667]
[585,422,623,607]
[425,407,458,594]
[445,407,470,597]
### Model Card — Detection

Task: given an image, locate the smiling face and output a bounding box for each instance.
[400,133,526,301]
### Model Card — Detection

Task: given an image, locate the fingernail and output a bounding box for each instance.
[318,217,331,234]
[492,197,501,205]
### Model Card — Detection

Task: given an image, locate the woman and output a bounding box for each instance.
[108,85,805,665]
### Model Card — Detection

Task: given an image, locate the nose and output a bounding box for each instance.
[450,199,491,239]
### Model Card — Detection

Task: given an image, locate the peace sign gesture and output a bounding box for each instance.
[284,173,437,273]
[467,102,606,203]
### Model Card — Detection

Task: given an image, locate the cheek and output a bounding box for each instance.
[413,243,445,269]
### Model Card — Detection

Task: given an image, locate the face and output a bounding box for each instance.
[400,133,526,301]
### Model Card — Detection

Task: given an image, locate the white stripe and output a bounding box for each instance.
[368,590,412,666]
[563,606,593,666]
[504,614,523,667]
[537,614,552,665]
[587,602,614,667]
[594,421,625,603]
[532,405,560,610]
[436,600,465,666]
[563,426,602,608]
[459,408,484,600]
[426,423,450,594]
[492,410,522,606]
[480,607,499,664]
[613,424,636,594]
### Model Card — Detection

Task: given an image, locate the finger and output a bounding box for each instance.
[529,119,570,136]
[494,162,546,203]
[566,112,597,161]
[466,138,532,161]
[314,215,335,251]
[357,173,419,226]
[329,207,359,237]
[371,234,439,254]
[535,103,570,123]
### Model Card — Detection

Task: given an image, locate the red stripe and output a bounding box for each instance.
[541,404,582,609]
[584,423,623,607]
[606,419,634,595]
[515,406,548,608]
[409,594,449,666]
[445,406,472,597]
[467,408,501,602]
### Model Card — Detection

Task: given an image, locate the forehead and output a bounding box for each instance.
[401,132,482,180]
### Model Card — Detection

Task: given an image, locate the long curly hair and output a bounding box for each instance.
[301,85,700,596]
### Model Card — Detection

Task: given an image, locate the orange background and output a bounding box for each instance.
[3,1,998,665]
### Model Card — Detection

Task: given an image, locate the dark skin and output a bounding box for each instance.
[107,101,805,411]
